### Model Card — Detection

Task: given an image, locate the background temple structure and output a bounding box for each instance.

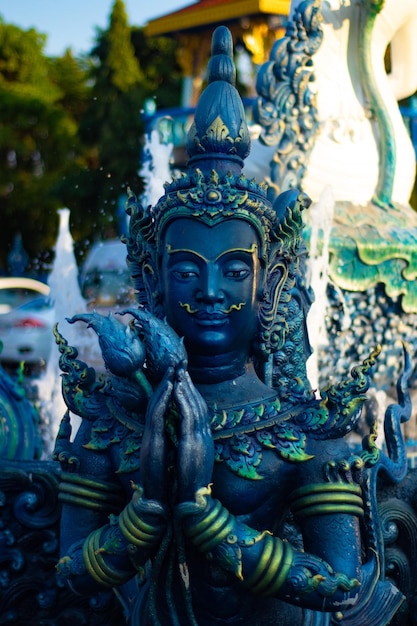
[245,0,417,442]
[146,0,290,107]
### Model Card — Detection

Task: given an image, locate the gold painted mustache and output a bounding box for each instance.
[179,302,246,314]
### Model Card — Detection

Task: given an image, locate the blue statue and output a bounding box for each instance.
[53,26,412,626]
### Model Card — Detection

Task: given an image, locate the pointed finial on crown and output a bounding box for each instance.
[186,26,251,175]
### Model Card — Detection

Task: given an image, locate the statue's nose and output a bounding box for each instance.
[196,266,225,303]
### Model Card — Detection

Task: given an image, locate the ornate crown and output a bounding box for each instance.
[125,25,311,371]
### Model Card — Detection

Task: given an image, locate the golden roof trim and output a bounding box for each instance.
[145,0,290,37]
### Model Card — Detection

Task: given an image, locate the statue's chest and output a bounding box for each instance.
[210,398,313,481]
[211,448,295,522]
[87,397,314,484]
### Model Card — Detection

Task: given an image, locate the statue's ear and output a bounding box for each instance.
[257,258,290,359]
[259,260,288,327]
[271,261,289,313]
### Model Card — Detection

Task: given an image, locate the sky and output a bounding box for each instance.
[0,0,193,56]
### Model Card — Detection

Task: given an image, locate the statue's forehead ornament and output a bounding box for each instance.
[153,168,275,260]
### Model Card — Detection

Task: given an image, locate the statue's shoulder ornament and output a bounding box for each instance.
[211,347,381,480]
[297,346,381,440]
[211,397,313,479]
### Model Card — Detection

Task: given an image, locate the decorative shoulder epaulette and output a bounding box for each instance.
[294,347,381,440]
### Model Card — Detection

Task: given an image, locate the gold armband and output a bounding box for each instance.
[178,491,294,595]
[118,487,167,550]
[59,471,124,512]
[289,483,364,520]
[244,534,294,596]
[183,498,235,553]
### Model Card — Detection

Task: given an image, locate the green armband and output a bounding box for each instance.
[289,483,364,520]
[177,486,294,594]
[82,484,167,588]
[59,471,124,512]
[182,497,235,552]
[243,534,294,596]
[118,486,167,550]
[178,486,362,604]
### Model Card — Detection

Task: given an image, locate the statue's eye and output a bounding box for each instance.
[172,263,199,280]
[223,262,250,280]
[177,271,198,279]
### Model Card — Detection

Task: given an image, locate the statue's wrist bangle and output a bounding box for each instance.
[83,527,134,588]
[119,484,168,549]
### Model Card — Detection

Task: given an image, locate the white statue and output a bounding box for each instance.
[246,0,417,207]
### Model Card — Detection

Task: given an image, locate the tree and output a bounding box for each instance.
[67,0,145,243]
[0,19,88,272]
[0,3,183,271]
[49,50,91,123]
[130,28,182,110]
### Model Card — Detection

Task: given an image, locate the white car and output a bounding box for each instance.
[0,277,54,366]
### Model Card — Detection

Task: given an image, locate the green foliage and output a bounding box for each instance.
[106,0,144,92]
[0,1,183,272]
[0,20,87,271]
[131,28,182,109]
[48,51,91,122]
[0,19,51,97]
[64,0,145,243]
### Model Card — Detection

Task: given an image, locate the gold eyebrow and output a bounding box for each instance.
[166,243,257,263]
[166,245,207,262]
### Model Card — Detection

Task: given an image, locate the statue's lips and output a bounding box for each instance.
[193,311,229,326]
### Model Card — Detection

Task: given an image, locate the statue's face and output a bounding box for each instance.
[160,218,263,360]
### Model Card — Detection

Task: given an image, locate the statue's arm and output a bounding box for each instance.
[174,372,362,611]
[291,437,363,580]
[176,481,362,612]
[56,374,172,595]
[58,478,167,595]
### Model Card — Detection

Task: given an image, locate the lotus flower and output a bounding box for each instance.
[67,312,145,377]
[119,307,188,380]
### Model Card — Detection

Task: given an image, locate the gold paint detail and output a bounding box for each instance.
[179,302,198,314]
[166,243,258,263]
[179,302,246,315]
[224,302,246,313]
[145,1,291,37]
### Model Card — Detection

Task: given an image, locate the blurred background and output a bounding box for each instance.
[0,0,187,278]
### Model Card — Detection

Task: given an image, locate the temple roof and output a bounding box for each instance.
[146,0,290,36]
